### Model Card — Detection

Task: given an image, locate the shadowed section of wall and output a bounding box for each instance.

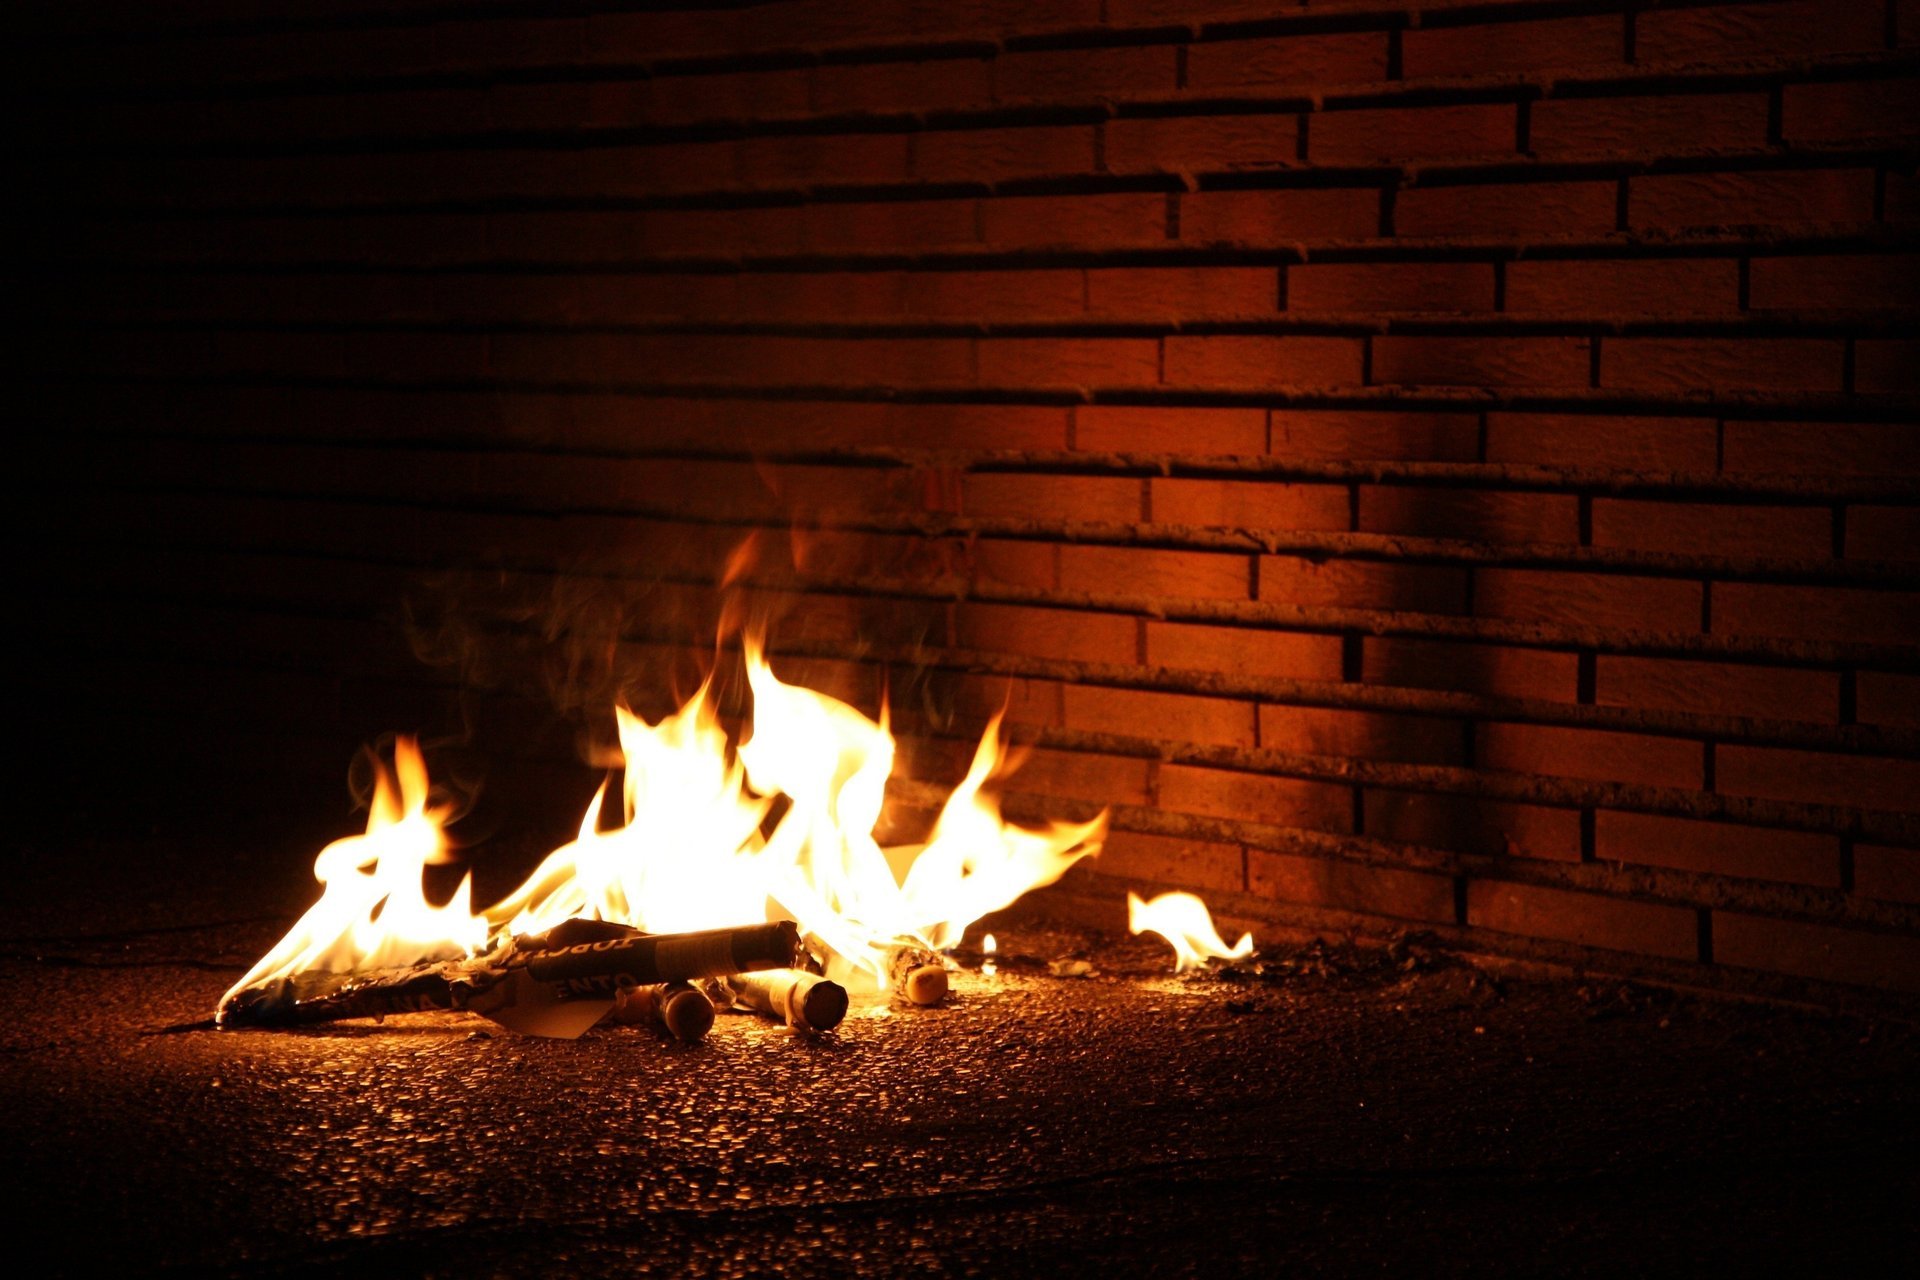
[12,0,1920,1003]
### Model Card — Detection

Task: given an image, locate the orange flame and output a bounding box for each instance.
[1128,891,1254,973]
[219,635,1107,1017]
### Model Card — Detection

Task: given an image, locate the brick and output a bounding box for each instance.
[1163,335,1367,387]
[1484,413,1719,470]
[903,269,1083,317]
[1178,188,1381,241]
[730,273,908,320]
[1748,255,1920,310]
[977,337,1161,385]
[1150,478,1350,530]
[1723,421,1920,476]
[813,57,993,113]
[1596,655,1838,722]
[1000,747,1154,808]
[1272,409,1481,461]
[948,671,1061,728]
[970,539,1058,589]
[1097,829,1244,893]
[1597,811,1842,887]
[646,67,810,122]
[1629,170,1877,230]
[1159,763,1352,832]
[1857,671,1920,728]
[1076,406,1267,454]
[1106,115,1301,173]
[1532,93,1768,156]
[1855,844,1920,904]
[1601,338,1845,392]
[1086,266,1278,314]
[1714,913,1920,992]
[738,132,908,185]
[1259,557,1469,612]
[1476,568,1702,632]
[1888,169,1920,223]
[801,199,979,252]
[1260,703,1466,765]
[1395,180,1618,237]
[1717,745,1920,808]
[1857,340,1920,392]
[1468,880,1698,959]
[1371,336,1591,387]
[1365,791,1583,862]
[1185,32,1391,89]
[1061,546,1252,600]
[996,45,1178,100]
[1590,499,1833,559]
[1146,621,1344,681]
[954,602,1137,665]
[1363,637,1580,702]
[1504,259,1740,315]
[1313,103,1515,164]
[1062,684,1257,747]
[1358,488,1580,543]
[963,473,1143,522]
[1784,79,1920,143]
[980,193,1168,246]
[1713,584,1920,645]
[916,125,1096,181]
[1637,0,1885,61]
[1478,722,1703,789]
[1249,850,1455,922]
[1402,13,1625,77]
[1288,261,1496,312]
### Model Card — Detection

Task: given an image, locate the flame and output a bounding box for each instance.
[217,739,487,1010]
[981,933,997,977]
[220,634,1106,1017]
[1127,891,1254,973]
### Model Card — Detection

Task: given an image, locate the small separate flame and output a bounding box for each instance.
[1128,891,1254,973]
[218,739,487,1010]
[220,635,1107,1018]
[981,933,997,977]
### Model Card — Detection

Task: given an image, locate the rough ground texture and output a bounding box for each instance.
[1,839,1916,1277]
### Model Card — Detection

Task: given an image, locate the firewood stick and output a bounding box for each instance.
[220,919,805,1029]
[716,969,849,1034]
[887,946,949,1006]
[610,981,714,1043]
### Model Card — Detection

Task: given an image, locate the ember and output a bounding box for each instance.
[218,630,1251,1037]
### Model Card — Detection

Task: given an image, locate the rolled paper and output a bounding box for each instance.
[726,969,849,1034]
[887,946,950,1006]
[611,981,715,1043]
[523,920,806,997]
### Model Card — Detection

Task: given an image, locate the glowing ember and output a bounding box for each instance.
[219,635,1107,1020]
[1128,891,1254,973]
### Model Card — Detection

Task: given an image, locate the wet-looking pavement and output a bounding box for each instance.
[2,842,1916,1277]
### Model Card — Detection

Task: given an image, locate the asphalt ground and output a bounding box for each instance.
[2,837,1916,1277]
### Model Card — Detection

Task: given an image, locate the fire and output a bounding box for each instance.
[219,636,1107,1019]
[1128,891,1254,973]
[218,739,486,1010]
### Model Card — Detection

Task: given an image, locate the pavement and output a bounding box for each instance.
[2,836,1916,1277]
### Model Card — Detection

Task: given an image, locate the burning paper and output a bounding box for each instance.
[218,635,1107,1028]
[1128,891,1255,973]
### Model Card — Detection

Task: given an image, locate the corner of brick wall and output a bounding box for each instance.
[18,0,1920,1004]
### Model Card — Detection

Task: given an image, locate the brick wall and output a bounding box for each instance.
[15,0,1920,1004]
